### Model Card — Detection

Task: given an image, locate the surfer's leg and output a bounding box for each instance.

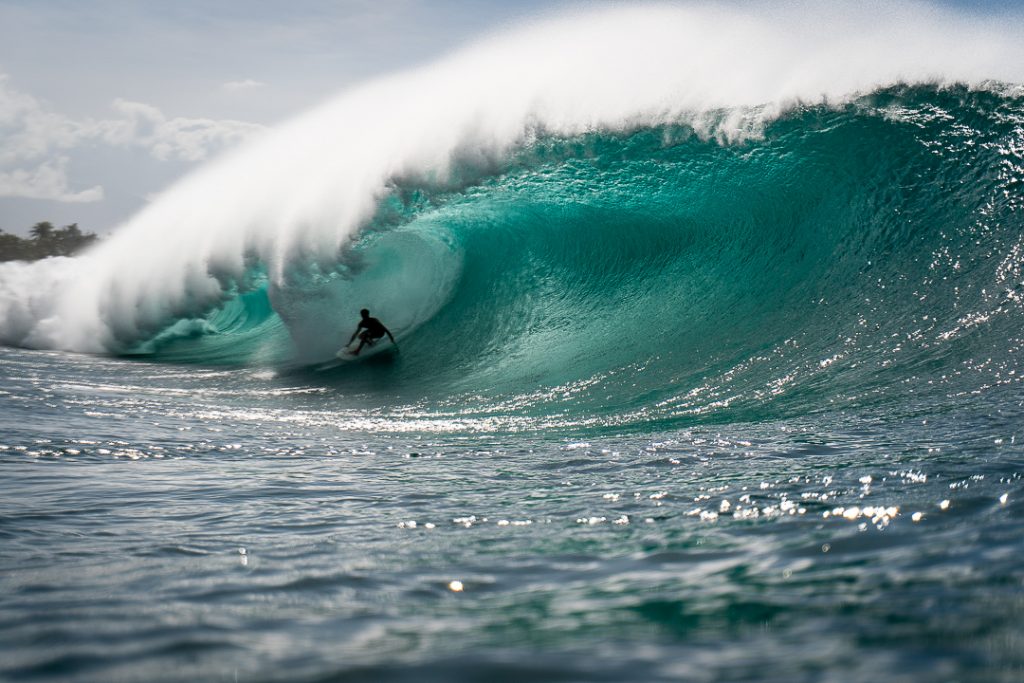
[349,333,367,355]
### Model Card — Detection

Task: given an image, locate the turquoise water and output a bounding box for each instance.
[2,83,1024,681]
[148,85,1024,429]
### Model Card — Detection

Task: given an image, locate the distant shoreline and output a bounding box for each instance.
[0,222,98,262]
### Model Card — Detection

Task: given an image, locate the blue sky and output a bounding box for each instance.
[0,0,1020,236]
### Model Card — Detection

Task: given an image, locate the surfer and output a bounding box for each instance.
[347,309,396,356]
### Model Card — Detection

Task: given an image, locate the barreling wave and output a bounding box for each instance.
[2,3,1024,428]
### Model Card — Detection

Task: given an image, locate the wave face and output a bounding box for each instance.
[2,4,1024,429]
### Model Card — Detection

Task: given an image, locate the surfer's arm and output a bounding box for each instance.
[384,327,396,344]
[348,324,362,344]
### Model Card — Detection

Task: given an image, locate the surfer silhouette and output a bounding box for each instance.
[347,309,395,356]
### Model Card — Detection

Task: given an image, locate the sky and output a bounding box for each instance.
[0,0,1020,236]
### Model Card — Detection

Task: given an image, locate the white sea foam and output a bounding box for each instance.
[2,1,1023,353]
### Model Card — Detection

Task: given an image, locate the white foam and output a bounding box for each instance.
[2,1,1023,353]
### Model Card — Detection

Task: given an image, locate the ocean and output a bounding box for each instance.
[2,5,1024,681]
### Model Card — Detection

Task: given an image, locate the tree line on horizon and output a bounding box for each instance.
[0,222,99,262]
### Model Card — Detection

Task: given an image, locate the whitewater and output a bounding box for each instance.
[2,3,1024,681]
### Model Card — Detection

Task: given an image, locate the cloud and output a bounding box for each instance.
[0,157,103,203]
[222,79,267,91]
[0,74,89,165]
[106,98,266,162]
[0,72,266,201]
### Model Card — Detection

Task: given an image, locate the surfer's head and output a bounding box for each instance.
[360,308,370,318]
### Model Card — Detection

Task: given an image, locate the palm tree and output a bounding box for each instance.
[29,221,55,243]
[54,223,83,256]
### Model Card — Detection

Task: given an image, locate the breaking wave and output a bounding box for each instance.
[3,2,1024,427]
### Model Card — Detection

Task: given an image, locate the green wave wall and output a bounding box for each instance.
[144,85,1024,428]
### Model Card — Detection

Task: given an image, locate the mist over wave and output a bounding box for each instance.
[2,2,1024,428]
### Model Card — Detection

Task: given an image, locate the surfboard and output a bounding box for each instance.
[312,336,398,371]
[334,336,397,362]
